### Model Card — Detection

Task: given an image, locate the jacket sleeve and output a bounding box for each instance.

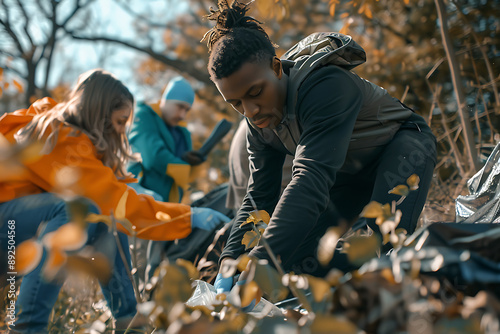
[26,133,192,241]
[248,66,363,265]
[220,120,286,261]
[129,107,191,189]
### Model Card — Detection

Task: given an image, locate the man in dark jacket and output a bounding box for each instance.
[203,1,437,294]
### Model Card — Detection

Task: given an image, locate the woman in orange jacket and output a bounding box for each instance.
[0,69,228,332]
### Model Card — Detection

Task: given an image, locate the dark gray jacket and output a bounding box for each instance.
[220,62,415,263]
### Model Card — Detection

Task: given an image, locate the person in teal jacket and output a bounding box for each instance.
[128,76,204,203]
[128,76,211,280]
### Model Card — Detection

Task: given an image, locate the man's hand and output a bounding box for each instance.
[214,258,236,294]
[214,273,234,294]
[182,150,206,166]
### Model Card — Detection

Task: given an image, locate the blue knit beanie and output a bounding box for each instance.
[162,76,195,107]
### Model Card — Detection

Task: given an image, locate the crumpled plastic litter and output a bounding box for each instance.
[456,141,500,223]
[186,280,283,319]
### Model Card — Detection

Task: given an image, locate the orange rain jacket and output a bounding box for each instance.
[0,98,192,241]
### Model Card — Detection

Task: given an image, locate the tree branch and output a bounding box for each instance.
[113,0,170,28]
[0,17,25,58]
[40,0,61,94]
[435,0,478,172]
[61,0,96,27]
[35,0,51,18]
[451,0,500,110]
[370,18,413,45]
[15,0,35,47]
[2,64,24,78]
[65,31,212,85]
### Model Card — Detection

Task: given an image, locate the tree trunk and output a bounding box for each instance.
[25,60,37,106]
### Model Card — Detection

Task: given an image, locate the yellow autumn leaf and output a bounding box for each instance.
[240,210,270,228]
[16,239,43,276]
[394,227,407,235]
[381,203,392,216]
[317,226,342,266]
[250,210,270,224]
[311,315,359,333]
[365,5,373,18]
[236,254,252,272]
[380,267,397,284]
[176,258,199,280]
[340,12,349,18]
[242,230,261,250]
[407,174,420,190]
[187,305,213,317]
[253,261,289,302]
[388,184,409,197]
[115,189,129,219]
[329,3,336,16]
[42,247,67,281]
[344,234,380,265]
[375,203,393,225]
[42,222,88,251]
[218,255,251,279]
[339,23,350,34]
[404,0,410,5]
[153,263,194,305]
[305,275,332,303]
[240,280,262,308]
[324,269,344,287]
[360,201,384,218]
[86,213,112,226]
[358,3,366,14]
[66,253,112,283]
[13,79,23,93]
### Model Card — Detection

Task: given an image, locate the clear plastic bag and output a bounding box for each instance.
[186,280,217,309]
[186,280,283,318]
[247,297,283,319]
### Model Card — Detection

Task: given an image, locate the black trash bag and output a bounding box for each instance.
[365,223,500,296]
[191,183,235,219]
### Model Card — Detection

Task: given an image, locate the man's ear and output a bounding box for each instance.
[272,56,283,79]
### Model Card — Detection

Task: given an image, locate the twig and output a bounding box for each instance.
[131,233,142,302]
[434,0,479,172]
[111,214,141,304]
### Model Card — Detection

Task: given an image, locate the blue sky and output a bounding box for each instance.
[48,0,189,101]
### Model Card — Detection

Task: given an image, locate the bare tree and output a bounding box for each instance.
[0,0,98,105]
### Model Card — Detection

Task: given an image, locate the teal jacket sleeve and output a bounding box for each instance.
[129,104,191,190]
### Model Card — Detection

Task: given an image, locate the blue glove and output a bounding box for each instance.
[191,207,231,231]
[214,273,233,294]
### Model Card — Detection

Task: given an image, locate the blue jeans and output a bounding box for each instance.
[0,193,137,333]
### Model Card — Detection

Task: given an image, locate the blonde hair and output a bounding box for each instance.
[16,69,135,178]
